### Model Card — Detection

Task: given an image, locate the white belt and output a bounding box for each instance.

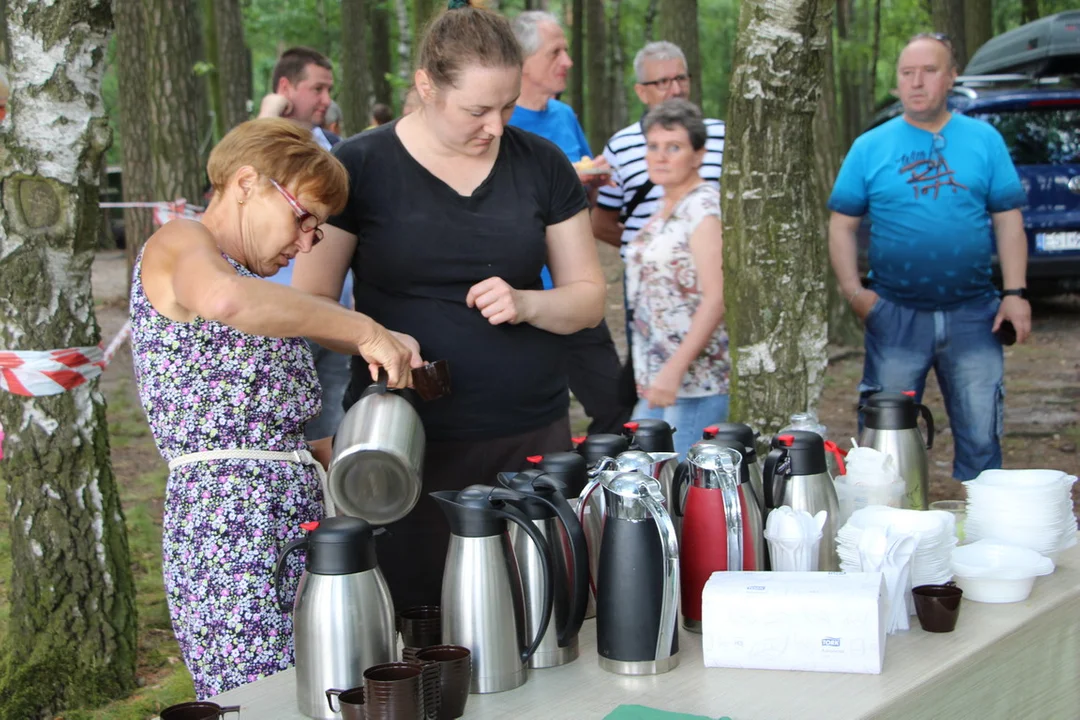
[167,448,336,516]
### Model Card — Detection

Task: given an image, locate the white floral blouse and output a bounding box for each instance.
[626,183,730,398]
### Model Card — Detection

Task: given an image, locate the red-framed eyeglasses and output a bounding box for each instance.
[268,178,324,245]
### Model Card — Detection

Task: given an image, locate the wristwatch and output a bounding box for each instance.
[1002,288,1028,299]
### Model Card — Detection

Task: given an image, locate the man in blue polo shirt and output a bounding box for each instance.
[508,10,631,435]
[828,33,1031,481]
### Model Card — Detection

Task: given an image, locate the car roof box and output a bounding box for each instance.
[964,11,1080,77]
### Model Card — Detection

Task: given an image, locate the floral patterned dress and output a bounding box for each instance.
[626,183,730,397]
[129,250,323,699]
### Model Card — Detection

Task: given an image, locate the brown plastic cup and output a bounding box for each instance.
[913,583,963,633]
[411,360,451,402]
[160,702,240,720]
[397,605,442,649]
[326,686,366,720]
[415,645,471,720]
[364,662,424,720]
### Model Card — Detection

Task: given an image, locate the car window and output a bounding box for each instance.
[972,107,1080,165]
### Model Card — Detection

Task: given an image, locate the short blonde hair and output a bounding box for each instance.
[207,118,349,215]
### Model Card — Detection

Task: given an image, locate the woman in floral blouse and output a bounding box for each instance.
[625,99,729,457]
[129,118,416,698]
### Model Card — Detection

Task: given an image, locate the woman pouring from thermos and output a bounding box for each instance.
[293,0,607,608]
[129,118,418,698]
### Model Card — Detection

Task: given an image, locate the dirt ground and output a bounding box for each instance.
[91,246,1080,515]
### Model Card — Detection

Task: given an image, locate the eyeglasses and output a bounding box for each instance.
[639,73,691,91]
[268,178,323,245]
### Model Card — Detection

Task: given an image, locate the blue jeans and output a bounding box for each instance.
[633,394,730,458]
[305,339,352,441]
[859,294,1004,481]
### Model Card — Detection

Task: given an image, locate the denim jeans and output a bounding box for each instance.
[859,294,1004,481]
[304,339,352,441]
[633,394,730,458]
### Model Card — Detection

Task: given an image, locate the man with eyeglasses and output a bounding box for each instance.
[592,41,727,417]
[828,34,1030,482]
[260,47,355,447]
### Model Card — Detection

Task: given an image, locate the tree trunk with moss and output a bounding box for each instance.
[0,2,137,717]
[369,0,393,109]
[722,0,833,436]
[212,0,253,133]
[145,0,205,203]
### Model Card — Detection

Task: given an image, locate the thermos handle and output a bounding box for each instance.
[587,456,617,477]
[359,367,390,399]
[917,403,935,450]
[531,476,589,648]
[493,501,555,666]
[670,462,689,517]
[273,536,309,613]
[762,447,790,510]
[641,491,680,663]
[577,478,603,598]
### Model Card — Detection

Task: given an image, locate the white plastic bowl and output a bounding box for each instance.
[950,540,1055,603]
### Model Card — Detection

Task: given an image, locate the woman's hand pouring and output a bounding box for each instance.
[357,324,424,388]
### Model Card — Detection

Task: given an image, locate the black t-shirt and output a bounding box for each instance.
[329,122,589,441]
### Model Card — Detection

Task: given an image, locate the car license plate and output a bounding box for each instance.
[1036,231,1080,252]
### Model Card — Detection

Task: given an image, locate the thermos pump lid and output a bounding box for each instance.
[702,422,758,461]
[528,452,588,497]
[575,433,630,467]
[623,419,675,453]
[302,516,379,576]
[772,430,827,476]
[862,391,921,430]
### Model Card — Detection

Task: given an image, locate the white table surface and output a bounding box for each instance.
[213,542,1080,720]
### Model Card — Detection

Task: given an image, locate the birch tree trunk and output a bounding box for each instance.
[722,0,833,435]
[115,0,155,267]
[342,0,371,135]
[0,2,137,717]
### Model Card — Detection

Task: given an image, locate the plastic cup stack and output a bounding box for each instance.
[964,469,1078,560]
[764,506,827,572]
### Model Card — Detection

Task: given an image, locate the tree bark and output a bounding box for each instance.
[342,0,371,135]
[201,0,226,144]
[0,2,137,717]
[145,0,206,203]
[931,0,967,69]
[658,0,702,105]
[964,0,993,68]
[869,0,881,108]
[585,0,608,155]
[1021,0,1039,25]
[722,0,833,435]
[212,0,252,133]
[394,0,412,85]
[644,0,659,43]
[608,0,628,133]
[369,0,393,108]
[115,0,156,267]
[570,0,584,119]
[815,21,862,347]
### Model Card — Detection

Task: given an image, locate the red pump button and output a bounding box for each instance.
[526,455,543,464]
[300,521,320,532]
[902,390,916,397]
[777,434,794,447]
[623,422,640,432]
[571,436,586,445]
[703,425,719,438]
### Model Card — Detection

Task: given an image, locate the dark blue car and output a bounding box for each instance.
[860,77,1080,295]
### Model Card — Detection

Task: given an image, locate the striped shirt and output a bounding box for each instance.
[597,118,726,251]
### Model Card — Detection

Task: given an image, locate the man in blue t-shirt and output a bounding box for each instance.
[508,10,631,435]
[828,34,1030,481]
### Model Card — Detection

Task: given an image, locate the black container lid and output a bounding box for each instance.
[529,452,588,497]
[304,516,379,576]
[432,485,520,537]
[863,392,920,430]
[702,422,758,461]
[624,419,675,453]
[576,433,630,467]
[772,429,827,476]
[499,469,567,520]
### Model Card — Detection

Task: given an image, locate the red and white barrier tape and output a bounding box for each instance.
[0,320,133,459]
[100,198,205,228]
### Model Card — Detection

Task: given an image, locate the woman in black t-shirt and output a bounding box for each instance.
[293,2,606,607]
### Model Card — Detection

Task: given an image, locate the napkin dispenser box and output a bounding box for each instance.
[701,571,887,674]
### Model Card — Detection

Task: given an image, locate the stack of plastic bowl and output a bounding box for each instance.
[837,506,957,596]
[964,469,1078,559]
[951,539,1055,603]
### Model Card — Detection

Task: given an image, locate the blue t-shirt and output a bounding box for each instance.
[828,114,1025,310]
[509,99,592,290]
